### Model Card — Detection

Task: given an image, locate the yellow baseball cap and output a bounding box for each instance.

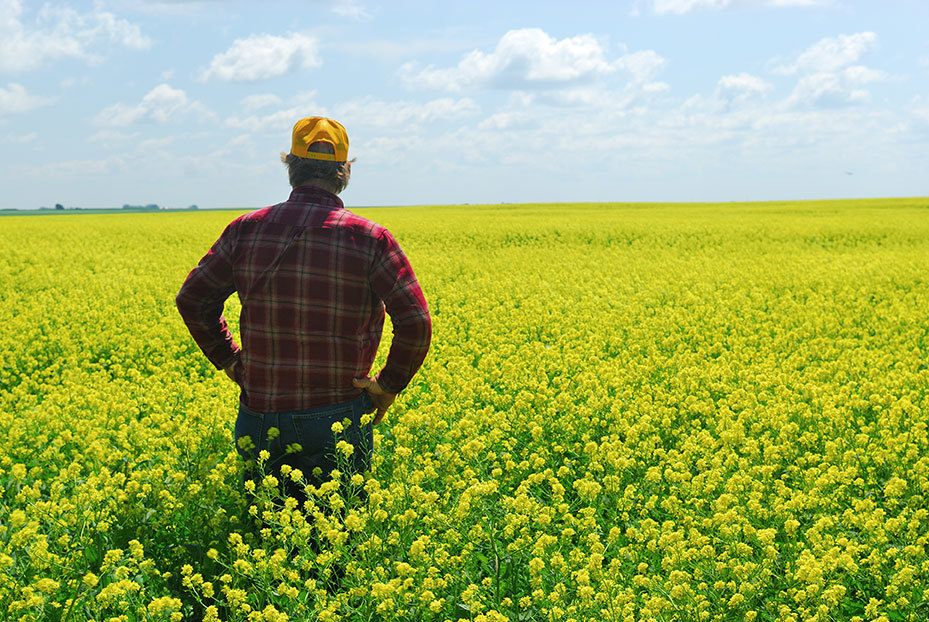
[290,117,349,162]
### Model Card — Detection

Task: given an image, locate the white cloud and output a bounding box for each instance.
[0,82,54,115]
[614,50,666,83]
[47,5,152,50]
[95,84,211,126]
[32,158,121,178]
[226,94,477,137]
[401,28,618,92]
[775,32,877,74]
[337,36,483,62]
[651,0,831,14]
[542,88,610,107]
[241,94,283,112]
[478,112,532,131]
[225,91,326,133]
[1,131,36,143]
[114,0,205,16]
[330,0,372,20]
[0,0,150,72]
[89,129,137,144]
[774,33,886,108]
[139,137,174,151]
[226,108,309,133]
[786,69,881,107]
[842,65,886,84]
[718,73,771,94]
[353,135,423,164]
[718,73,773,97]
[202,33,321,81]
[335,97,479,128]
[652,0,728,14]
[911,97,929,126]
[643,81,671,93]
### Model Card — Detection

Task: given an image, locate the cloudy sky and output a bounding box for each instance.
[1,0,927,209]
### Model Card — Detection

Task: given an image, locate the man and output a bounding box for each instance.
[176,117,431,505]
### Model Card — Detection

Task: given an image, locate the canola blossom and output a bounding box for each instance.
[1,199,928,621]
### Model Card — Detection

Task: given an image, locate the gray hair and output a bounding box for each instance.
[280,142,353,194]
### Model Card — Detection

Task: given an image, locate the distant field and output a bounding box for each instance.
[1,198,928,621]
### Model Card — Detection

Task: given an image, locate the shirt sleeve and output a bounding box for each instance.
[368,229,432,394]
[176,222,240,370]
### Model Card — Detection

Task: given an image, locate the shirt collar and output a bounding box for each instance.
[289,185,344,209]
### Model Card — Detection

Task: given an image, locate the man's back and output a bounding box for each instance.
[176,185,431,412]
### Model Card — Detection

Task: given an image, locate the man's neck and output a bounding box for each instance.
[295,181,340,195]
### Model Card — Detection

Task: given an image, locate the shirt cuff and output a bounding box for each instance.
[375,368,407,395]
[210,346,240,371]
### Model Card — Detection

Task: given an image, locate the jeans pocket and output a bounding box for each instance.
[292,405,353,452]
[235,407,264,460]
[290,406,350,484]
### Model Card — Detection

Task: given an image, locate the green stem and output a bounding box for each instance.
[59,578,84,622]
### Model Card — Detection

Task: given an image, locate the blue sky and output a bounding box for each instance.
[1,0,927,209]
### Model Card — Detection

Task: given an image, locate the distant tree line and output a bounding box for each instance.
[28,203,199,211]
[120,204,198,210]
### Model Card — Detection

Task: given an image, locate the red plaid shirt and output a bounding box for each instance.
[176,186,431,412]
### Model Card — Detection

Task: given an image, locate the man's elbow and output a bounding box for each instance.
[423,312,433,346]
[175,289,196,321]
[414,311,433,352]
[395,311,432,344]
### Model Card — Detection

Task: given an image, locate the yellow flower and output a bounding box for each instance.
[35,578,60,594]
[336,440,354,457]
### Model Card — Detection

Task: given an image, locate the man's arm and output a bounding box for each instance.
[366,229,432,395]
[176,225,240,371]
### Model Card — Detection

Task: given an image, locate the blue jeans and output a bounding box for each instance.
[234,392,374,507]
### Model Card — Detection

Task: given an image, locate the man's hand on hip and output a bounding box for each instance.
[352,377,395,425]
[224,360,241,384]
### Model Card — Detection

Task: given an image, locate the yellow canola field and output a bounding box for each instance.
[1,198,928,622]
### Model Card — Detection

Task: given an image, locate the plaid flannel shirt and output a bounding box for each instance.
[176,186,431,412]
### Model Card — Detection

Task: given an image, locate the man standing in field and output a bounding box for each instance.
[176,117,431,505]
